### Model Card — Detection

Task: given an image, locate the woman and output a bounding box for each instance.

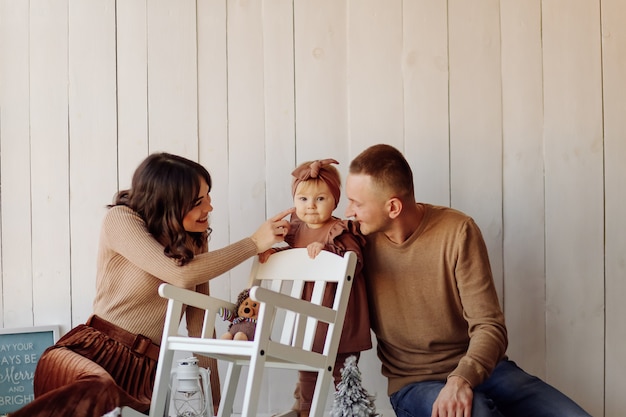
[10,153,293,417]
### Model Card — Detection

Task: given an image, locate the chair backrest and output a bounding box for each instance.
[247,248,357,355]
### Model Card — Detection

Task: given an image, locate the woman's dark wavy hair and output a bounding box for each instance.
[110,152,212,266]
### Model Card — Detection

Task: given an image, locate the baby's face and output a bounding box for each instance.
[293,180,336,229]
[238,298,259,318]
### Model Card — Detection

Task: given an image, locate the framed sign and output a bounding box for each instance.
[0,325,59,415]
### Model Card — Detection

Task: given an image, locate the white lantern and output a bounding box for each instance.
[169,357,212,417]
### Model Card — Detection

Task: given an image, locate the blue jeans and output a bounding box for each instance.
[389,359,591,417]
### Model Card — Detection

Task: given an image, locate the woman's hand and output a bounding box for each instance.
[250,208,294,253]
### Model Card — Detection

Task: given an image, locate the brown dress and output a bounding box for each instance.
[280,215,372,412]
[9,316,157,417]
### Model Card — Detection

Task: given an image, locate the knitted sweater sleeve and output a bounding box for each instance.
[103,206,258,287]
[323,219,366,276]
[447,218,508,387]
[185,281,209,335]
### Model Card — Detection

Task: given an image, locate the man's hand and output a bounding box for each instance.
[431,376,473,417]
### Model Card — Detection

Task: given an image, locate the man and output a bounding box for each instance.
[345,144,590,417]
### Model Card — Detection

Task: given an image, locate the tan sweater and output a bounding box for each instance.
[92,205,258,344]
[363,204,508,396]
[90,205,258,407]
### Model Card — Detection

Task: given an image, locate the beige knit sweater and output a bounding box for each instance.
[92,205,258,344]
[363,204,508,396]
[90,206,258,406]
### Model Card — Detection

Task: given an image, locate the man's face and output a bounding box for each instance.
[345,173,390,236]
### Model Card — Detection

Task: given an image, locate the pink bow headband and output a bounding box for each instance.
[291,159,341,208]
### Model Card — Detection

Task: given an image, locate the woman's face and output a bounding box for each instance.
[182,178,213,232]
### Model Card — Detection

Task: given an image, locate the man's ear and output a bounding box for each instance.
[387,197,403,219]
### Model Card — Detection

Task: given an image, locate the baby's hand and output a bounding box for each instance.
[258,249,274,264]
[306,242,324,259]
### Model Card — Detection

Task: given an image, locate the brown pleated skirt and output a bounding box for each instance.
[9,316,157,417]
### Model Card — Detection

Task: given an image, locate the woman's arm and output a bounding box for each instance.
[103,206,294,287]
[103,206,257,286]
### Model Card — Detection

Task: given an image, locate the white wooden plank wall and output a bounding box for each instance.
[500,0,546,381]
[403,0,450,208]
[449,0,504,301]
[1,1,624,416]
[29,0,72,332]
[602,0,626,415]
[0,0,32,328]
[543,1,605,415]
[68,0,118,325]
[116,0,149,189]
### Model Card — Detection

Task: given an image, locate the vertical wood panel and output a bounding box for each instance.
[226,0,266,299]
[602,0,626,415]
[68,0,118,324]
[500,0,546,379]
[260,3,300,408]
[197,0,229,302]
[347,0,404,152]
[147,0,198,157]
[117,0,149,190]
[294,0,354,220]
[402,0,450,207]
[542,1,604,414]
[29,0,72,333]
[0,0,33,328]
[263,0,296,218]
[448,0,504,298]
[294,0,348,170]
[196,0,232,402]
[227,1,269,412]
[346,1,404,409]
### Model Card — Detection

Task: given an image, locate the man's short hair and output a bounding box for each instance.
[349,144,415,198]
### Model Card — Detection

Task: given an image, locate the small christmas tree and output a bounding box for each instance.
[330,355,380,417]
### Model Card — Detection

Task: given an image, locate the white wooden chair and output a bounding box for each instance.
[123,248,357,417]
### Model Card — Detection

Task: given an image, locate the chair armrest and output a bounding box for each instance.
[250,286,336,324]
[159,283,235,312]
[159,283,238,339]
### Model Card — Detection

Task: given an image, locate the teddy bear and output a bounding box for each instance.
[219,288,259,341]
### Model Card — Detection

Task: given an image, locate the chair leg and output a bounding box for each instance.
[218,362,242,417]
[309,368,333,417]
[149,348,175,417]
[240,354,267,417]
